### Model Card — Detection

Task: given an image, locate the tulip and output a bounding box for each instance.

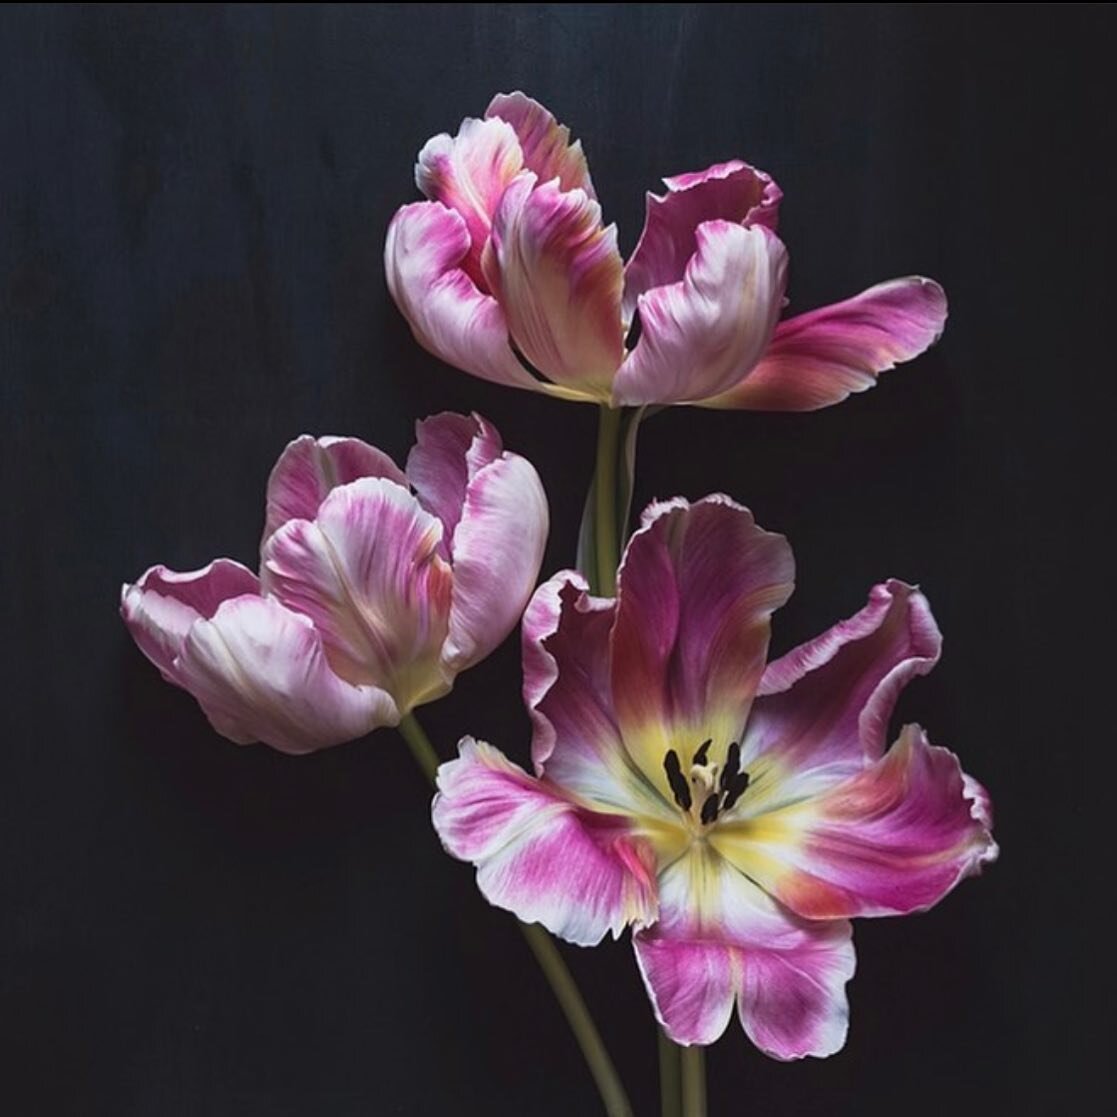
[432,496,995,1058]
[387,92,947,410]
[121,413,548,754]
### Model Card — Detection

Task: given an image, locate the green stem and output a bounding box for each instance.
[593,404,623,595]
[658,1028,683,1117]
[680,1045,707,1117]
[397,712,633,1117]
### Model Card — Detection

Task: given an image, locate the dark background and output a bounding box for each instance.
[1,4,1099,1114]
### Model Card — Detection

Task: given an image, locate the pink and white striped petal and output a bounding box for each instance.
[613,222,788,406]
[432,739,658,946]
[623,161,782,320]
[701,277,948,411]
[261,478,454,712]
[385,202,544,393]
[486,92,595,198]
[120,559,260,681]
[173,595,399,753]
[485,174,625,400]
[263,435,407,543]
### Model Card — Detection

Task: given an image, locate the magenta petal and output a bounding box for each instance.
[385,201,544,393]
[633,936,737,1046]
[623,160,782,320]
[405,411,502,552]
[442,449,548,672]
[613,222,788,406]
[432,739,658,946]
[120,559,260,681]
[174,595,399,753]
[486,91,595,198]
[263,435,407,543]
[703,277,948,411]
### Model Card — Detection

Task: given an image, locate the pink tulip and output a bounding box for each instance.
[432,496,995,1058]
[387,92,947,409]
[121,414,548,754]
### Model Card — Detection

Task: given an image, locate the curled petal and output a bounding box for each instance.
[261,478,453,713]
[702,277,948,411]
[613,222,788,406]
[263,435,406,544]
[432,739,658,946]
[485,174,625,400]
[610,496,794,799]
[442,449,549,671]
[716,726,998,920]
[121,559,260,681]
[486,91,595,197]
[174,595,399,753]
[623,160,782,319]
[385,202,544,393]
[414,115,523,284]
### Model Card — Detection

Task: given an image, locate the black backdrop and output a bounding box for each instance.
[1,5,1098,1114]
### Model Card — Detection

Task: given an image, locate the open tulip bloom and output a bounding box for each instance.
[387,91,947,410]
[433,496,996,1058]
[121,413,547,754]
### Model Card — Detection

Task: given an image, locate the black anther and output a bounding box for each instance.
[722,770,751,811]
[663,749,692,811]
[693,739,712,766]
[719,741,741,792]
[700,793,720,825]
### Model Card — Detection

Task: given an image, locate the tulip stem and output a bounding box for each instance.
[396,712,633,1117]
[658,1028,683,1117]
[593,404,623,595]
[680,1045,707,1117]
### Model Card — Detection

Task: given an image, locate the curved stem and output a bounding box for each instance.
[658,1028,683,1117]
[593,404,622,595]
[680,1045,707,1117]
[397,712,632,1117]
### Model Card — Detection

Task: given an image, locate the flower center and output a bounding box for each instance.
[662,739,750,829]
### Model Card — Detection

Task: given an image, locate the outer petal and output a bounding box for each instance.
[610,496,794,799]
[716,725,998,920]
[442,450,548,671]
[405,411,502,552]
[120,559,260,681]
[261,478,454,712]
[623,160,782,320]
[414,115,524,285]
[633,848,854,1057]
[174,595,399,753]
[263,435,406,543]
[701,277,948,411]
[485,174,625,400]
[744,580,942,789]
[613,222,788,407]
[432,739,658,946]
[486,91,595,198]
[385,201,544,393]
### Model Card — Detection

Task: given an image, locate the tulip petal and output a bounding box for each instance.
[442,449,548,671]
[405,412,502,553]
[261,478,454,712]
[633,847,854,1057]
[485,174,625,400]
[701,277,948,411]
[121,559,260,682]
[623,160,782,320]
[173,595,399,753]
[263,435,407,543]
[715,726,998,920]
[432,739,658,946]
[385,201,544,393]
[486,91,595,198]
[414,115,524,285]
[610,496,794,801]
[613,222,788,406]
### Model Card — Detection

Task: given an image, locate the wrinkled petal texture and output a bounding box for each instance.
[174,595,399,753]
[704,277,948,411]
[623,160,782,320]
[385,202,543,393]
[433,739,658,946]
[614,222,788,406]
[486,174,625,399]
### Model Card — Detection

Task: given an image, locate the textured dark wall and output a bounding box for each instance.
[1,5,1097,1114]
